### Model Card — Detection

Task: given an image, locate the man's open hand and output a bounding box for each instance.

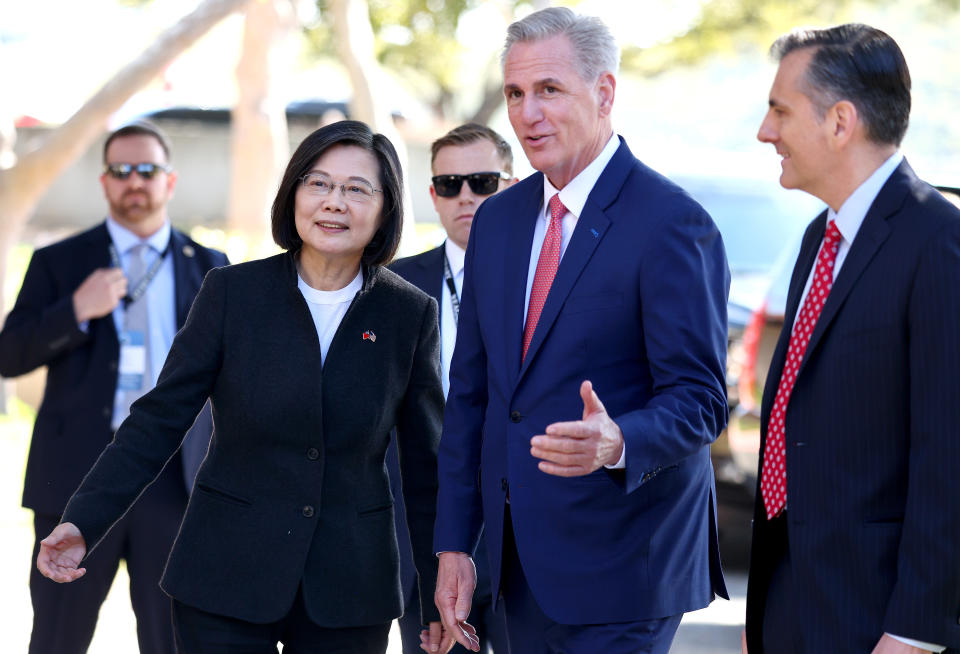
[530,380,624,476]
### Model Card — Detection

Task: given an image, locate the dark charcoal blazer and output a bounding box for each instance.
[62,252,444,627]
[389,245,494,607]
[435,137,730,624]
[0,222,227,515]
[745,161,960,651]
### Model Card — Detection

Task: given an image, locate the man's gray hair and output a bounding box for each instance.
[501,7,620,82]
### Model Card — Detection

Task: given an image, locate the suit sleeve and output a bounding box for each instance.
[882,219,960,647]
[62,266,227,552]
[0,248,91,377]
[434,208,487,556]
[395,295,444,625]
[616,203,731,493]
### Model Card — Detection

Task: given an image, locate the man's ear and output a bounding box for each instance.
[597,72,616,118]
[827,100,859,150]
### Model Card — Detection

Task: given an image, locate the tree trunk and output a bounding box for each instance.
[227,0,297,248]
[329,0,418,256]
[0,0,251,328]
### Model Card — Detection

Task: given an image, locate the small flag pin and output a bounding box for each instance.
[362,330,376,342]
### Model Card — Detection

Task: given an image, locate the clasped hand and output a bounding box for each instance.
[530,380,624,476]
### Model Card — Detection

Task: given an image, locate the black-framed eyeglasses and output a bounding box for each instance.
[300,172,382,203]
[431,172,510,198]
[103,162,172,180]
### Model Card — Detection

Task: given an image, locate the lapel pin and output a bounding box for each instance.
[362,330,376,342]
[590,228,599,238]
[182,245,195,257]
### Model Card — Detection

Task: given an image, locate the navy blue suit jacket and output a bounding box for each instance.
[0,222,227,516]
[745,161,960,652]
[435,137,730,624]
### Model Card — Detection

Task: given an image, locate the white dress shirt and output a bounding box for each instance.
[792,152,903,321]
[105,217,176,430]
[522,133,627,469]
[298,270,363,364]
[789,151,942,653]
[440,239,465,398]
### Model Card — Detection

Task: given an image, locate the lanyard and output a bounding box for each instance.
[109,241,171,308]
[442,254,460,326]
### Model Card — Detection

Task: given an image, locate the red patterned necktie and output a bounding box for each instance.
[761,220,842,519]
[522,193,565,361]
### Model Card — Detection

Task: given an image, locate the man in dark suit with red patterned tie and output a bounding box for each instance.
[745,24,960,654]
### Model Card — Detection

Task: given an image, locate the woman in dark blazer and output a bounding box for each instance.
[37,121,448,653]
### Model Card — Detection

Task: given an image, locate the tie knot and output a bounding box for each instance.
[825,220,842,246]
[129,243,151,260]
[549,194,566,223]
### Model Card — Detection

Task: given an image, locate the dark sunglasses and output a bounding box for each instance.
[103,162,172,180]
[431,171,509,198]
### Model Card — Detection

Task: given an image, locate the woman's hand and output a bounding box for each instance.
[36,522,87,583]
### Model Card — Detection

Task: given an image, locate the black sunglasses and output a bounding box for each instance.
[432,171,509,198]
[103,162,172,180]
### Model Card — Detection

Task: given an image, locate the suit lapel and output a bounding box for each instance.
[87,223,120,344]
[518,204,610,380]
[423,246,445,326]
[503,180,543,381]
[170,230,202,328]
[797,164,906,375]
[517,140,630,382]
[760,215,823,428]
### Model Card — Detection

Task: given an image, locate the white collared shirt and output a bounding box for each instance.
[792,152,903,323]
[523,133,620,315]
[105,217,176,430]
[440,239,465,398]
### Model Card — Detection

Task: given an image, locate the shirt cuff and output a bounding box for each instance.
[77,320,90,333]
[887,633,945,652]
[604,442,626,469]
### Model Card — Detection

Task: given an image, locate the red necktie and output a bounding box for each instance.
[522,194,565,361]
[761,220,842,519]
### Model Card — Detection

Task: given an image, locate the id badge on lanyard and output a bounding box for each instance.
[117,329,147,390]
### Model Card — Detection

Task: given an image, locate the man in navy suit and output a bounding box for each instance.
[389,123,515,654]
[0,121,227,654]
[744,25,960,654]
[432,8,730,654]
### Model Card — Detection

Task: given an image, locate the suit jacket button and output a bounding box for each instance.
[306,447,319,460]
[301,505,315,518]
[108,360,118,372]
[510,411,522,423]
[102,407,111,418]
[500,478,508,491]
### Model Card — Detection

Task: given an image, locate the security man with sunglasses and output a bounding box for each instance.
[0,120,228,654]
[388,123,516,654]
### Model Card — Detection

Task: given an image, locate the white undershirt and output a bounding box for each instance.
[297,270,363,364]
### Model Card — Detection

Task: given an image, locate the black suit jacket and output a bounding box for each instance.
[746,161,960,651]
[389,244,494,608]
[62,252,444,627]
[0,222,227,516]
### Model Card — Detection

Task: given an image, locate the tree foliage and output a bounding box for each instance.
[626,0,959,76]
[308,0,523,119]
